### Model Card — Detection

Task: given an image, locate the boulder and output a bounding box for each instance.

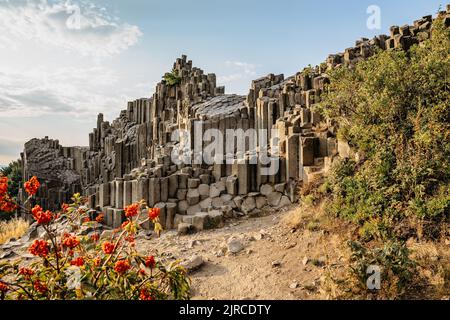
[255,196,267,209]
[267,191,282,207]
[277,196,292,209]
[186,189,200,205]
[209,184,221,198]
[181,255,204,272]
[188,178,200,189]
[178,223,195,236]
[227,238,244,254]
[260,184,274,196]
[198,184,210,200]
[241,197,256,214]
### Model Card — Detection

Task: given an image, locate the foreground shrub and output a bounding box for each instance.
[347,240,417,299]
[0,178,190,300]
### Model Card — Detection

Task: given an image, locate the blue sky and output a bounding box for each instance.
[0,0,445,164]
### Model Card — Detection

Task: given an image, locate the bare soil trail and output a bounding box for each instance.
[136,206,350,300]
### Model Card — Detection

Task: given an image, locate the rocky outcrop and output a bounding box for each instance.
[18,8,450,232]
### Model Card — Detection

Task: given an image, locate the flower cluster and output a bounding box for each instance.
[33,280,48,294]
[70,257,85,267]
[102,241,115,255]
[0,282,8,293]
[62,234,80,249]
[0,177,8,197]
[114,260,131,275]
[0,177,17,213]
[18,268,34,279]
[139,289,154,300]
[24,176,40,196]
[0,179,191,301]
[125,203,139,218]
[31,205,53,225]
[148,207,160,221]
[28,240,50,258]
[145,256,156,268]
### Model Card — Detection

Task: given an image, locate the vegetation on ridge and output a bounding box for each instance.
[308,16,449,298]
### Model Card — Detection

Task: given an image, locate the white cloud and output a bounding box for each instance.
[218,60,259,84]
[0,66,125,119]
[0,0,142,57]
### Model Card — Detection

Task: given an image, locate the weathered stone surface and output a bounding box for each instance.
[178,200,189,214]
[241,197,256,214]
[178,223,195,235]
[165,203,177,229]
[181,255,204,272]
[148,178,161,206]
[209,184,221,198]
[227,238,244,254]
[112,209,125,229]
[199,197,212,210]
[260,184,274,196]
[188,178,200,189]
[176,189,187,200]
[186,188,200,206]
[277,196,292,208]
[226,176,238,195]
[255,196,267,209]
[267,191,282,207]
[198,184,210,200]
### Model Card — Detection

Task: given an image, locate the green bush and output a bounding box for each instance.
[348,240,416,299]
[163,69,181,86]
[319,17,449,238]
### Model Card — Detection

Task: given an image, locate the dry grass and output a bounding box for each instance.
[0,219,29,245]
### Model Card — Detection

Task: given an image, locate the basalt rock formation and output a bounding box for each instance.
[18,8,450,233]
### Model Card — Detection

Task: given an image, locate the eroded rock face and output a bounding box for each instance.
[20,138,86,211]
[18,10,446,233]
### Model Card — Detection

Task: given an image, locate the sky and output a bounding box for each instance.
[0,0,445,165]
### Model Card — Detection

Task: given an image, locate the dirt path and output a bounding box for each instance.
[136,206,349,300]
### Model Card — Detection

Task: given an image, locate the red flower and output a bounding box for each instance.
[121,221,130,229]
[62,234,80,249]
[0,177,8,197]
[83,217,91,223]
[28,239,49,258]
[148,207,160,220]
[61,203,69,213]
[95,214,105,223]
[114,260,131,275]
[139,268,146,275]
[31,205,53,225]
[125,203,139,218]
[91,233,100,242]
[18,268,34,279]
[70,257,85,267]
[24,176,40,196]
[102,241,115,255]
[0,196,17,213]
[33,280,48,294]
[125,235,135,243]
[0,282,8,293]
[139,289,154,300]
[93,257,102,267]
[145,256,156,268]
